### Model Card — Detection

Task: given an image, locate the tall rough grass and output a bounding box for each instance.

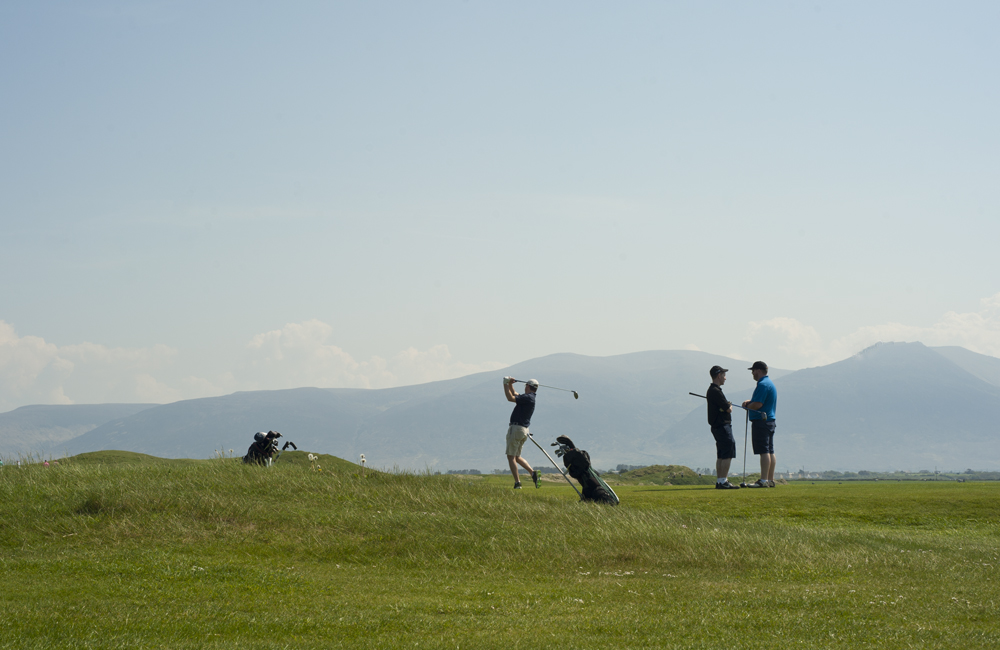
[1,457,997,648]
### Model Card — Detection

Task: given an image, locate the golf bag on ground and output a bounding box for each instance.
[243,430,297,465]
[554,435,619,505]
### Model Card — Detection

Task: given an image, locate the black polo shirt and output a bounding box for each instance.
[706,383,732,427]
[509,392,536,427]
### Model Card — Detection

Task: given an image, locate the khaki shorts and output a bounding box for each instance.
[505,424,529,457]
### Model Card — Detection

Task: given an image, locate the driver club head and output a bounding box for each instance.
[572,391,579,399]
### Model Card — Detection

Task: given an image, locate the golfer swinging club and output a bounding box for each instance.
[743,361,778,488]
[706,365,740,489]
[503,376,541,489]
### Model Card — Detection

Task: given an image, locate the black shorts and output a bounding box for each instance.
[711,423,736,459]
[751,419,776,455]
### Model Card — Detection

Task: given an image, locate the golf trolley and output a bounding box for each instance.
[527,433,619,505]
[242,430,297,466]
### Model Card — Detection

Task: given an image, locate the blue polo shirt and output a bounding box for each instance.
[749,375,777,421]
[509,392,536,427]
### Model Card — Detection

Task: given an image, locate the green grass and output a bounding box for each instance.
[1,454,998,648]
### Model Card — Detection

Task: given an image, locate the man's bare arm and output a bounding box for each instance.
[504,379,518,402]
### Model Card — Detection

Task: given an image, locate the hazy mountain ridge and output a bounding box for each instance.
[4,345,999,471]
[6,350,768,467]
[931,346,1000,389]
[0,404,157,457]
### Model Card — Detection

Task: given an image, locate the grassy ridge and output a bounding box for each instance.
[614,464,716,485]
[1,454,998,648]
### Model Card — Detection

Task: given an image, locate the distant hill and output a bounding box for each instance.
[8,344,1000,471]
[0,404,156,458]
[932,346,1000,389]
[41,350,781,470]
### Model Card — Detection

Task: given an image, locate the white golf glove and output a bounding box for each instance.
[503,376,512,386]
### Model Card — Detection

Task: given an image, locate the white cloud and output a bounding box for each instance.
[0,319,506,411]
[386,345,504,387]
[133,373,183,403]
[746,292,1000,368]
[0,322,72,405]
[0,321,180,411]
[241,319,504,389]
[745,317,825,362]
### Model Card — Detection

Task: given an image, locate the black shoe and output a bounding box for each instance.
[532,470,541,488]
[715,481,740,489]
[746,479,768,488]
[514,482,522,489]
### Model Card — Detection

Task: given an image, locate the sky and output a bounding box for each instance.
[2,1,999,411]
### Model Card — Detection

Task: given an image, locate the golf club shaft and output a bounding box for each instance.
[527,433,583,499]
[689,392,750,410]
[742,410,748,485]
[514,379,575,394]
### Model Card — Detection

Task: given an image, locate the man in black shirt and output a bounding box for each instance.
[707,365,739,489]
[503,376,541,489]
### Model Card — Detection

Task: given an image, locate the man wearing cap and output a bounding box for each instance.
[706,366,740,489]
[743,361,778,488]
[503,377,541,489]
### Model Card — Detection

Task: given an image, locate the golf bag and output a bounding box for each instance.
[554,435,619,505]
[243,430,297,465]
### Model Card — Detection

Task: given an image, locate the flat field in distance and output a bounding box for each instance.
[1,453,997,649]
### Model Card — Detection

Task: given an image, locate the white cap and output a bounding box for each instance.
[527,379,539,388]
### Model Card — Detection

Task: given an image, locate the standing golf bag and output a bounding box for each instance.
[243,430,297,465]
[554,435,619,505]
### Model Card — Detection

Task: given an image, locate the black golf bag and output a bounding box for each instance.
[554,435,619,505]
[243,430,297,465]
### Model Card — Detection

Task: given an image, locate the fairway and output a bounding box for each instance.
[1,456,997,649]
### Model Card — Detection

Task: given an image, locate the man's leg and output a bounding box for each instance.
[712,425,735,483]
[766,454,776,482]
[749,422,771,486]
[759,453,771,480]
[507,455,521,482]
[515,456,534,474]
[505,425,523,484]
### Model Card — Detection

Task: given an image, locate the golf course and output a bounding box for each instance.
[1,452,997,649]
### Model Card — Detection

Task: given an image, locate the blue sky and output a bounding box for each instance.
[2,1,999,410]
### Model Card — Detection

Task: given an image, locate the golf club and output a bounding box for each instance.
[740,409,749,488]
[688,393,765,419]
[512,378,579,399]
[268,438,297,466]
[527,433,583,499]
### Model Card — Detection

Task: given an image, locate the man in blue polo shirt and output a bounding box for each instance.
[743,361,777,488]
[503,376,541,490]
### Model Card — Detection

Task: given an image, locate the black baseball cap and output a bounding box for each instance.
[710,365,728,377]
[748,361,768,372]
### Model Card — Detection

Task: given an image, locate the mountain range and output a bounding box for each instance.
[2,342,998,471]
